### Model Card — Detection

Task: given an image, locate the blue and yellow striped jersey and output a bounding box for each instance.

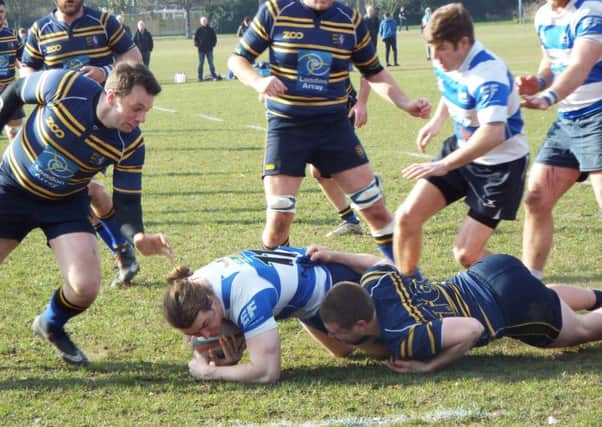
[0,69,144,200]
[0,28,23,86]
[235,0,381,118]
[22,6,135,71]
[361,264,505,360]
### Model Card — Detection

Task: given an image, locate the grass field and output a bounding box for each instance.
[1,23,602,426]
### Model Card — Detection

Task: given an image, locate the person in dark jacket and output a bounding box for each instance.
[134,20,154,67]
[364,6,380,49]
[194,16,220,81]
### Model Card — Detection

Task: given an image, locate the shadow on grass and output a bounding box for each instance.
[277,347,602,387]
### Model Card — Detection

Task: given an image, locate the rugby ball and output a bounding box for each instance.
[191,320,242,357]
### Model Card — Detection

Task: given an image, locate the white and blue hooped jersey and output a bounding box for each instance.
[535,0,602,119]
[191,247,336,339]
[434,41,528,165]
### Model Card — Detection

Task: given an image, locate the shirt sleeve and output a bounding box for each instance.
[385,320,444,360]
[105,13,136,54]
[352,11,383,76]
[236,287,279,339]
[233,1,275,63]
[113,130,144,195]
[21,22,43,70]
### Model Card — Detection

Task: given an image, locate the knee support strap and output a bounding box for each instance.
[266,195,296,213]
[348,178,383,210]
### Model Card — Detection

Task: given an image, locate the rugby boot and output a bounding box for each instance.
[32,315,88,365]
[111,242,140,287]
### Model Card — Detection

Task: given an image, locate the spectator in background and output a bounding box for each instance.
[379,12,398,67]
[194,16,220,81]
[17,27,26,44]
[364,6,380,49]
[116,14,131,38]
[422,7,432,60]
[398,7,408,31]
[237,16,250,38]
[134,20,154,67]
[228,16,251,80]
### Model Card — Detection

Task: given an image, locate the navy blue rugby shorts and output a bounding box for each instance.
[263,112,369,177]
[467,254,562,347]
[427,135,528,222]
[0,172,94,242]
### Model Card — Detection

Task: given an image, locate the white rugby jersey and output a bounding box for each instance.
[191,247,335,339]
[535,0,602,119]
[434,41,528,165]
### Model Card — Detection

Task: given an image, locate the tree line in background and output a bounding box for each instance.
[6,0,540,35]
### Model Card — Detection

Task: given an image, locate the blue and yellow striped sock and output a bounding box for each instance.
[41,287,87,329]
[338,205,359,224]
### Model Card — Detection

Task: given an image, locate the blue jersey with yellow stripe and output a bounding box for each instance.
[0,28,23,86]
[235,0,381,118]
[22,6,134,71]
[361,264,505,360]
[0,69,144,200]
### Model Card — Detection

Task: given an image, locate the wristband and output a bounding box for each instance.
[536,76,546,91]
[541,88,559,106]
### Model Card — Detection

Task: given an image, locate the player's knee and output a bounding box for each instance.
[394,203,422,230]
[68,277,101,304]
[452,245,480,268]
[523,186,553,213]
[347,178,383,211]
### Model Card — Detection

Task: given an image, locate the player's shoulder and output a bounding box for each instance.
[31,12,55,30]
[360,263,398,290]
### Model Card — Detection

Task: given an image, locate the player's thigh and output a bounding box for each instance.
[263,175,303,197]
[547,299,588,348]
[396,179,447,223]
[526,163,580,204]
[331,163,375,194]
[49,232,101,293]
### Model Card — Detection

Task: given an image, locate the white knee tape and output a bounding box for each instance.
[348,178,383,210]
[372,220,395,238]
[266,195,296,213]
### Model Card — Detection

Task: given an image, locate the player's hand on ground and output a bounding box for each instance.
[384,356,432,374]
[133,233,173,258]
[350,102,368,128]
[405,98,431,119]
[416,122,438,153]
[515,74,540,96]
[210,335,246,366]
[188,351,216,380]
[306,245,336,263]
[520,95,552,110]
[252,76,287,98]
[79,65,106,84]
[402,160,448,180]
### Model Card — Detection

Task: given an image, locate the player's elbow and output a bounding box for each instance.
[466,319,485,345]
[255,366,281,384]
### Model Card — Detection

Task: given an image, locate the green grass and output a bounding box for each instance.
[1,24,601,425]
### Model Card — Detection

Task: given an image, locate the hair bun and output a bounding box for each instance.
[166,265,193,285]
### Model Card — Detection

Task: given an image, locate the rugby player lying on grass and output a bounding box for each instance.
[316,247,602,374]
[162,246,387,384]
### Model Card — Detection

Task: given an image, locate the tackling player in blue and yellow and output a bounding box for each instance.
[0,62,172,365]
[317,247,602,374]
[21,0,145,287]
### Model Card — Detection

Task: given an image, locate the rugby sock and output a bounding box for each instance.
[373,234,393,261]
[41,287,87,329]
[98,209,127,248]
[338,206,360,224]
[528,268,544,280]
[590,290,602,311]
[93,223,115,255]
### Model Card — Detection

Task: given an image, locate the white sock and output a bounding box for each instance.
[528,268,544,280]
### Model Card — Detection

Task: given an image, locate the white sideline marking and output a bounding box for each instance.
[198,113,224,122]
[246,125,266,132]
[232,408,489,426]
[402,151,433,159]
[153,106,177,113]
